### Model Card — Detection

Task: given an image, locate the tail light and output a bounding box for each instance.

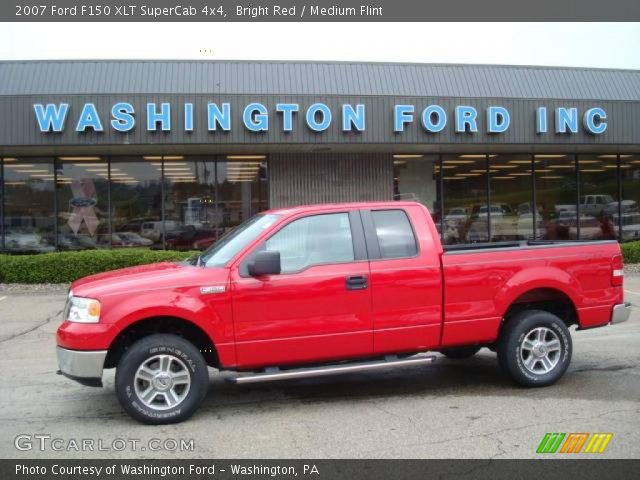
[611,254,624,287]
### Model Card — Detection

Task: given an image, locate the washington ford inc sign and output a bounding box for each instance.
[33,102,608,135]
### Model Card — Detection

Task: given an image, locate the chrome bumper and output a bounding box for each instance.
[611,303,632,325]
[56,347,107,387]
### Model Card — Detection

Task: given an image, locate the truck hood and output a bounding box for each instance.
[71,261,228,298]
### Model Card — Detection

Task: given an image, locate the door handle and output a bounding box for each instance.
[346,275,368,290]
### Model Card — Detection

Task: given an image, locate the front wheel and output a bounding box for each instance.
[115,334,209,424]
[497,310,572,387]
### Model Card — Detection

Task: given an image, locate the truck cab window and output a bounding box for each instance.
[265,213,355,273]
[371,210,418,259]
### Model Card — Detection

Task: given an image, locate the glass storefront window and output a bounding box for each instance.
[56,157,109,249]
[620,155,640,242]
[393,154,441,236]
[111,157,163,248]
[163,155,268,251]
[4,152,640,251]
[442,154,488,244]
[489,154,535,241]
[2,157,56,252]
[534,154,577,240]
[217,156,269,233]
[578,155,618,240]
[163,156,218,251]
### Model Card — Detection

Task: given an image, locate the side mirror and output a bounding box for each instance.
[248,251,281,276]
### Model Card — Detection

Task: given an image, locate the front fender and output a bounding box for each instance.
[101,289,232,350]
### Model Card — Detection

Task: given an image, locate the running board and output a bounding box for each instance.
[227,355,436,385]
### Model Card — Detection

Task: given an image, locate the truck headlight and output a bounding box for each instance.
[67,296,101,323]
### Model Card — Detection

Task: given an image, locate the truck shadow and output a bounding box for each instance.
[195,352,640,417]
[83,351,638,425]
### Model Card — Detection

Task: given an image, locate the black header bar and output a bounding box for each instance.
[3,0,640,21]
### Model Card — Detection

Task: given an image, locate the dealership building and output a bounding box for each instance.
[0,60,639,252]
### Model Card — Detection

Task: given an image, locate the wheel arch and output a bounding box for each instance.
[495,265,583,329]
[104,316,219,369]
[500,287,579,333]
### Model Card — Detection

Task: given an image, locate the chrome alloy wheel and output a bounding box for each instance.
[134,355,191,410]
[519,327,562,375]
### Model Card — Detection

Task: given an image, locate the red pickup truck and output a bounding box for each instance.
[56,201,631,424]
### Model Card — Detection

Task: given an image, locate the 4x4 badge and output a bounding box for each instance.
[200,285,226,295]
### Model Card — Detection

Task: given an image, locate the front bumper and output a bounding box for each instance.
[611,303,632,325]
[56,346,107,387]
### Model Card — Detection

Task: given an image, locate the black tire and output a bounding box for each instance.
[115,334,209,424]
[440,345,482,359]
[497,310,572,387]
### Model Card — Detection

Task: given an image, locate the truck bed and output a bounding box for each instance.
[439,239,622,347]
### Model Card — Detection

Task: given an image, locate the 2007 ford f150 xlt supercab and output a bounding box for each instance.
[56,201,631,424]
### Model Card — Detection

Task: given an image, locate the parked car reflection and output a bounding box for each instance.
[57,233,95,250]
[4,230,55,252]
[617,212,640,241]
[166,226,220,251]
[117,232,154,247]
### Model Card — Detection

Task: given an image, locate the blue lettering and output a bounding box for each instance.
[555,107,578,133]
[33,103,69,132]
[276,103,299,132]
[455,106,478,133]
[75,103,103,132]
[583,107,607,134]
[487,106,510,133]
[394,105,414,132]
[421,105,446,133]
[146,102,171,131]
[207,103,231,131]
[243,103,268,132]
[306,103,332,132]
[110,102,135,132]
[536,107,548,134]
[184,103,194,132]
[342,104,365,132]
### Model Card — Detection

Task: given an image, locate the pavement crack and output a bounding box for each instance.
[370,402,408,421]
[572,363,638,373]
[0,308,62,344]
[485,433,508,459]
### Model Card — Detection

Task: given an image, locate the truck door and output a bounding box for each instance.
[361,207,443,354]
[230,210,372,368]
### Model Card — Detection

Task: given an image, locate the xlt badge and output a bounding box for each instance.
[200,285,226,295]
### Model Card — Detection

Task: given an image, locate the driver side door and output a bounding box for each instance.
[230,210,372,368]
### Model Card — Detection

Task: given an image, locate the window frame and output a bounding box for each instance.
[360,208,420,261]
[239,210,368,276]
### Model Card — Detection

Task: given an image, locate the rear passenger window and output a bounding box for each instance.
[371,210,418,259]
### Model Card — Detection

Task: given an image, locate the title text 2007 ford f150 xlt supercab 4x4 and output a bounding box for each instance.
[56,201,631,424]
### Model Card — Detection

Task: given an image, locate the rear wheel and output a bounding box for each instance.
[497,310,572,387]
[440,345,482,359]
[115,334,209,424]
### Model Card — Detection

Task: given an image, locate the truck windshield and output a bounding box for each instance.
[198,214,280,268]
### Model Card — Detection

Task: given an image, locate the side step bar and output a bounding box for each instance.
[228,355,436,385]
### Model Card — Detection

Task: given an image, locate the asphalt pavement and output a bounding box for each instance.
[0,275,639,459]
